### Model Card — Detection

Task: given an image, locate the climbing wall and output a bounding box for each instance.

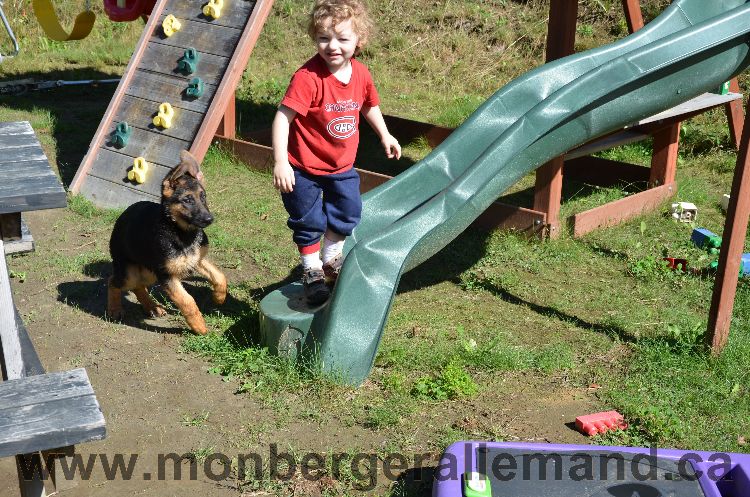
[70,0,273,208]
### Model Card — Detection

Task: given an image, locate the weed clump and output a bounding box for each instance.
[411,360,478,401]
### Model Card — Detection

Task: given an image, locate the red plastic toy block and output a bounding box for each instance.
[575,410,627,436]
[663,257,688,272]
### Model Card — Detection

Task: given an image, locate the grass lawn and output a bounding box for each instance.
[0,0,749,495]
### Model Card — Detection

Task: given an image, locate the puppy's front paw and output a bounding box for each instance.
[186,312,208,335]
[212,288,227,305]
[107,308,125,322]
[149,305,167,318]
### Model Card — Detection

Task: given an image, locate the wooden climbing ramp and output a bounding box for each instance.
[70,0,274,208]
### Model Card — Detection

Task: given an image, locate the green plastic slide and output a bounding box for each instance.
[260,0,750,385]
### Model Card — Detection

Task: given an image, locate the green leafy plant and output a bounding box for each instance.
[411,360,478,401]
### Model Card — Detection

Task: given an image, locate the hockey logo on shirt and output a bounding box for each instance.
[327,116,357,139]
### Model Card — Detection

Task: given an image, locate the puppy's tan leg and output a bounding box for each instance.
[107,276,124,321]
[163,278,207,335]
[133,287,167,317]
[196,256,227,305]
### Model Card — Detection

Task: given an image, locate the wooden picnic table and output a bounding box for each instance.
[0,121,66,253]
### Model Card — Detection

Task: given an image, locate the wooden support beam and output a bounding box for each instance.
[534,156,565,238]
[706,103,750,353]
[621,0,644,32]
[649,122,681,186]
[564,156,650,187]
[569,182,675,238]
[216,94,236,139]
[535,0,578,238]
[474,203,546,236]
[214,136,273,172]
[726,78,745,149]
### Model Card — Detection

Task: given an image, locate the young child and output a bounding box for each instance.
[272,0,401,305]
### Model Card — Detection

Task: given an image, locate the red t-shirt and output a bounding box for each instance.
[280,54,380,175]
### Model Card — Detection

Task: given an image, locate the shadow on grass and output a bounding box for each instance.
[398,227,492,292]
[0,68,121,186]
[390,466,436,497]
[467,276,633,343]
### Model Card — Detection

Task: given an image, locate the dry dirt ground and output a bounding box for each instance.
[0,207,602,497]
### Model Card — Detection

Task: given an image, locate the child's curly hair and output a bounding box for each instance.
[308,0,373,54]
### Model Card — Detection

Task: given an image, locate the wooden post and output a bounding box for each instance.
[620,0,644,32]
[726,78,745,149]
[217,94,236,139]
[706,102,750,353]
[649,123,681,186]
[534,0,578,238]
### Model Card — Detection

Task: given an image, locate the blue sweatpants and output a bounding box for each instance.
[281,167,362,249]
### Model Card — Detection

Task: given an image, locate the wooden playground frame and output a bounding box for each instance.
[212,0,750,356]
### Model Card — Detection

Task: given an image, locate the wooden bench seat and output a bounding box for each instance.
[0,239,106,496]
[0,369,105,459]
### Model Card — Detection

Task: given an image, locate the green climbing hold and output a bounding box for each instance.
[110,122,131,148]
[177,48,199,75]
[186,77,205,98]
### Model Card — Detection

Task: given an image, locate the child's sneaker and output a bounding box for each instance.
[302,268,330,305]
[322,253,343,284]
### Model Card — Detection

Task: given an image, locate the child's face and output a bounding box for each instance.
[315,18,359,72]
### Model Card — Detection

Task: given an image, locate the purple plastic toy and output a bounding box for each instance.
[433,442,750,497]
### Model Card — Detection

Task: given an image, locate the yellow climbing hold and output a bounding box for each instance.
[203,0,224,19]
[162,14,181,37]
[153,102,175,129]
[32,0,96,41]
[128,157,149,184]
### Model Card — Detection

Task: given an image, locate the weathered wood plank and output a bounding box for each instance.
[0,158,57,173]
[85,155,169,199]
[139,42,230,85]
[98,126,190,170]
[0,145,47,163]
[0,239,23,380]
[126,69,216,114]
[79,175,161,209]
[0,121,34,136]
[0,383,106,456]
[0,368,94,410]
[150,20,244,58]
[112,95,205,143]
[0,182,66,196]
[0,133,42,149]
[0,190,67,215]
[159,0,256,30]
[0,168,59,184]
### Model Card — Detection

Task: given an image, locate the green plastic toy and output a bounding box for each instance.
[259,0,750,385]
[110,122,131,148]
[186,77,204,98]
[177,48,199,75]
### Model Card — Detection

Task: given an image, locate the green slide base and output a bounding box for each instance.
[259,282,324,360]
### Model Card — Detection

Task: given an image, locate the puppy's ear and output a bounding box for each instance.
[162,150,204,196]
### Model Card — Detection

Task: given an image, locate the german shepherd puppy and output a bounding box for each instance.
[107,150,227,335]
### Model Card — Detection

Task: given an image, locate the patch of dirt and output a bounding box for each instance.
[1,209,606,496]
